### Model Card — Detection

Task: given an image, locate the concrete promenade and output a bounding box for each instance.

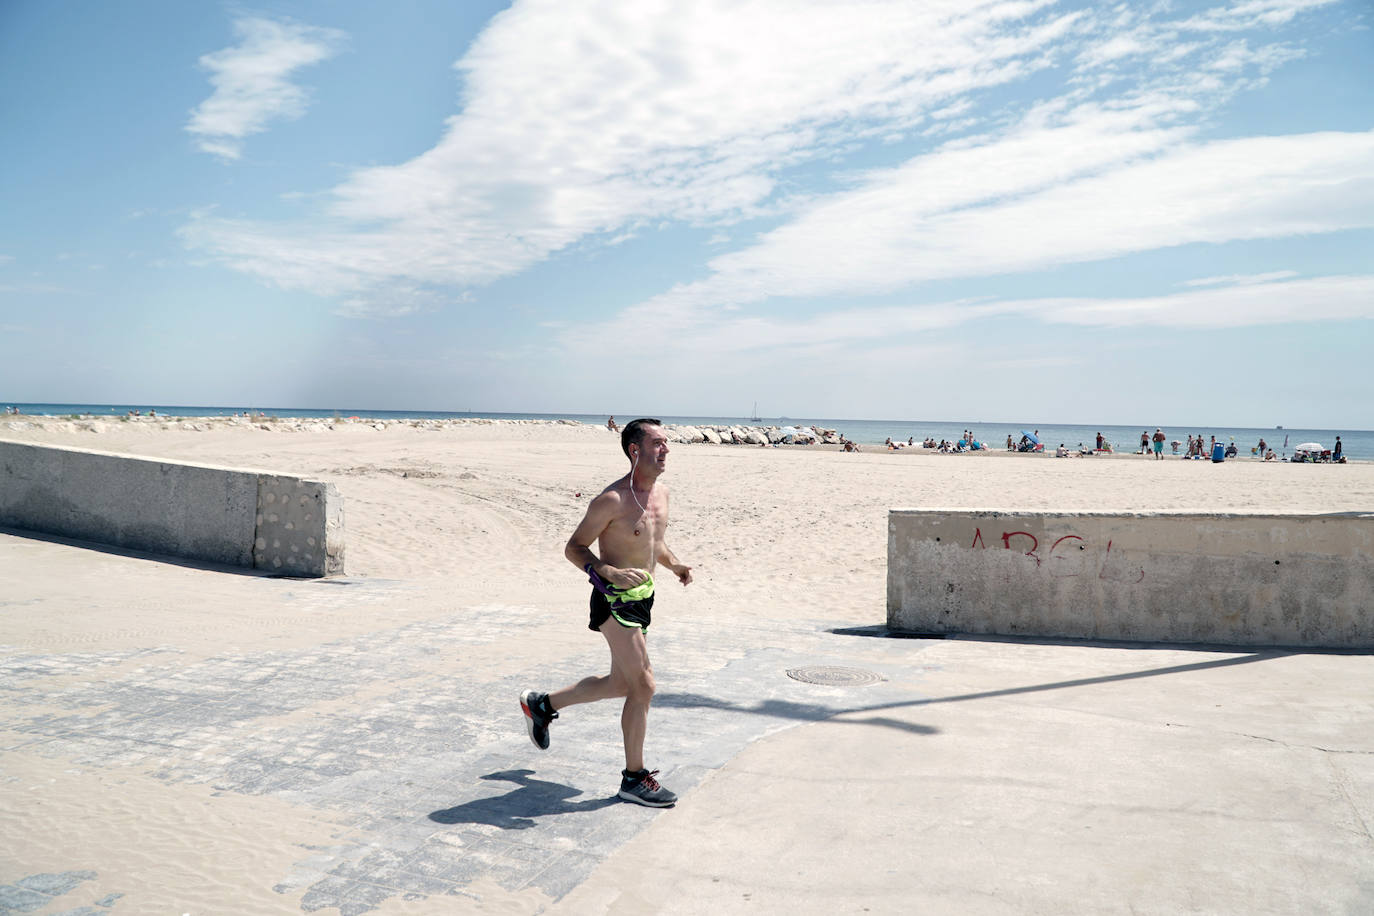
[3,530,1372,915]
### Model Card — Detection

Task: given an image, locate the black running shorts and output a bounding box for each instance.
[589,589,654,633]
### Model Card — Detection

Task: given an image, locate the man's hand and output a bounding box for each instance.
[671,563,693,586]
[601,565,650,589]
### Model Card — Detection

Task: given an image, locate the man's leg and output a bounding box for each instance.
[597,620,654,772]
[522,619,642,752]
[547,665,629,710]
[597,622,676,807]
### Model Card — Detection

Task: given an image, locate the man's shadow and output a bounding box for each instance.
[429,769,619,830]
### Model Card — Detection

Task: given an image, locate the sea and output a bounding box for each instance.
[6,402,1371,462]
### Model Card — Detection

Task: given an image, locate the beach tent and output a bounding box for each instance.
[1292,442,1327,463]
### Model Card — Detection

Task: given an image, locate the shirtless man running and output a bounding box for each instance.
[520,418,693,807]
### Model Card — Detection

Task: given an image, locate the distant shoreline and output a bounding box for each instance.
[3,411,1365,463]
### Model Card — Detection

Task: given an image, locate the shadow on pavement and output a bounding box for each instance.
[428,769,619,830]
[655,691,940,735]
[832,625,1374,655]
[659,651,1276,732]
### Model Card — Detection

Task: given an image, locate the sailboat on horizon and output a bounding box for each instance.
[750,402,761,422]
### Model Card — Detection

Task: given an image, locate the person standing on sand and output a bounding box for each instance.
[1152,428,1166,460]
[1140,430,1149,455]
[520,418,693,807]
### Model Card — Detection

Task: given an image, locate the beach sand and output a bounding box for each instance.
[3,419,1372,913]
[5,418,1371,611]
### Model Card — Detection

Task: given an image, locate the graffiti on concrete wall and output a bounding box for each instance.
[967,527,1145,583]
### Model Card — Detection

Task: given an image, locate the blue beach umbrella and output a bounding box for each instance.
[1020,430,1039,445]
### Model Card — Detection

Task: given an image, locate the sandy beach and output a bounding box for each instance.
[5,417,1372,610]
[3,418,1373,913]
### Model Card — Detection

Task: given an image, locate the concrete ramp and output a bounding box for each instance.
[0,439,342,576]
[888,509,1374,648]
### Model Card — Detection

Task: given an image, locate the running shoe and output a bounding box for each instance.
[618,768,677,807]
[519,689,557,750]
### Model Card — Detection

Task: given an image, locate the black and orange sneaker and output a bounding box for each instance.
[519,690,557,750]
[618,768,676,807]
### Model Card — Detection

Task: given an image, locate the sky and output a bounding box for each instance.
[1,0,1371,428]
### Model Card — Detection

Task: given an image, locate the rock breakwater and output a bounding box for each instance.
[3,414,841,445]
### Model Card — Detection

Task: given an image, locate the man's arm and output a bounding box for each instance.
[564,491,648,588]
[656,540,693,586]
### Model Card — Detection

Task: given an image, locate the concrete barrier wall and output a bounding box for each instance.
[888,509,1374,648]
[0,439,342,576]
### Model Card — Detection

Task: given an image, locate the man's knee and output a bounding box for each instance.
[626,667,655,701]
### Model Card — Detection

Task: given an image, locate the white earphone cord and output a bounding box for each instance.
[630,450,647,513]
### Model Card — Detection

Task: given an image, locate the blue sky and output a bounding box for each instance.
[2,0,1371,427]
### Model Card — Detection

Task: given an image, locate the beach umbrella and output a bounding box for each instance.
[1295,442,1323,451]
[1020,430,1039,445]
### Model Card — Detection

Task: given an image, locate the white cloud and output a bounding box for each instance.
[1009,273,1374,328]
[0,281,69,295]
[550,273,1374,386]
[182,0,1355,325]
[1182,270,1299,287]
[1177,0,1338,32]
[590,126,1374,339]
[184,0,1087,311]
[186,16,346,161]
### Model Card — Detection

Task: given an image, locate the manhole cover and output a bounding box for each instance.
[786,666,885,687]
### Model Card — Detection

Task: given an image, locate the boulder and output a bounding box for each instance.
[701,427,722,445]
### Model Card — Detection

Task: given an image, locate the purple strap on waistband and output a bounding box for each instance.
[585,563,618,596]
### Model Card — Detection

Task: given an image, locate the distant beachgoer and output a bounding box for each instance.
[607,416,619,432]
[1258,438,1267,457]
[1007,435,1014,451]
[1095,432,1104,450]
[1265,449,1277,461]
[1140,431,1149,455]
[519,418,692,808]
[1334,437,1343,461]
[1152,428,1165,460]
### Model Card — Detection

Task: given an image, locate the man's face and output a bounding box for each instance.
[633,425,670,473]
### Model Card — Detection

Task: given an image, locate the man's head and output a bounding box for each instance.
[621,418,663,459]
